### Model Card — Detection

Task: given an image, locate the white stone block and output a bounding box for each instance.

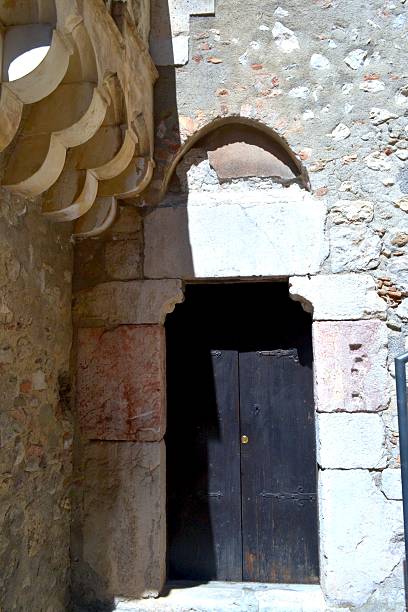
[317,413,387,469]
[150,0,214,66]
[381,468,403,500]
[272,22,300,53]
[388,255,408,292]
[77,441,166,600]
[289,274,386,320]
[344,48,367,70]
[150,35,189,66]
[319,469,403,607]
[329,199,374,224]
[329,225,382,272]
[187,0,215,15]
[144,188,328,279]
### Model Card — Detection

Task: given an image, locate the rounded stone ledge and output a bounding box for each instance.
[73,279,184,326]
[289,274,387,321]
[114,582,327,612]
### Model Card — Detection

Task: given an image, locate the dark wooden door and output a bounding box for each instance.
[239,349,319,583]
[167,348,242,581]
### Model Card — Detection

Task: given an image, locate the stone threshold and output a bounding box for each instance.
[114,581,327,611]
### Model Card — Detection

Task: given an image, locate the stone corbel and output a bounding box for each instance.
[73,279,185,328]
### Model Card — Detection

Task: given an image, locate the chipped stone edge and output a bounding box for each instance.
[288,273,387,321]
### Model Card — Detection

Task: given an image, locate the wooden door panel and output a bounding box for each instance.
[239,349,319,583]
[167,349,242,581]
[207,349,242,580]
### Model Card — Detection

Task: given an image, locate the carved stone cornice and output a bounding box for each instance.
[0,0,157,237]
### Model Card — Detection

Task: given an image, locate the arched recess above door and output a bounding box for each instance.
[142,116,310,205]
[0,0,157,238]
[143,117,327,280]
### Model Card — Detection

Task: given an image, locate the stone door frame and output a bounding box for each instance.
[74,271,398,609]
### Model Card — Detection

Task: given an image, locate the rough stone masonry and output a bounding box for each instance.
[0,0,408,611]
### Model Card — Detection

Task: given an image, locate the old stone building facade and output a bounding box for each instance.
[0,0,407,610]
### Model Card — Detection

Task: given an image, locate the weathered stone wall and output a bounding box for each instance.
[0,189,73,611]
[147,2,408,606]
[71,0,408,610]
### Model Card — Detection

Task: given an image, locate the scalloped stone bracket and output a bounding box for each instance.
[0,0,157,238]
[150,0,215,66]
[0,29,73,150]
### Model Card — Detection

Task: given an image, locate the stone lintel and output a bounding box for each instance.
[144,189,327,279]
[73,279,184,327]
[289,273,386,321]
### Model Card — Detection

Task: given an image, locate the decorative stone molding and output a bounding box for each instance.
[143,116,310,206]
[0,0,157,237]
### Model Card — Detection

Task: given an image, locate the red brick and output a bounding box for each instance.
[76,325,165,441]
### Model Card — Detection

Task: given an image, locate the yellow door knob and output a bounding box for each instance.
[241,435,249,444]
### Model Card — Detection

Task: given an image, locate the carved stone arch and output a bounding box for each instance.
[169,116,310,188]
[142,116,310,205]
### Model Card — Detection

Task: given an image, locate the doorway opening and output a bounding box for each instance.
[165,282,319,585]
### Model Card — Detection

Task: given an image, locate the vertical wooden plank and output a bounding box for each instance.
[239,349,319,584]
[208,349,242,580]
[167,349,242,581]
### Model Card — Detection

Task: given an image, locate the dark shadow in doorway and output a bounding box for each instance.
[165,282,317,587]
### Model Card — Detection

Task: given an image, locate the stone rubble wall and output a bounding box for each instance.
[0,189,73,611]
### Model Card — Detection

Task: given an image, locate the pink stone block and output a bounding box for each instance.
[76,325,165,441]
[313,320,389,412]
